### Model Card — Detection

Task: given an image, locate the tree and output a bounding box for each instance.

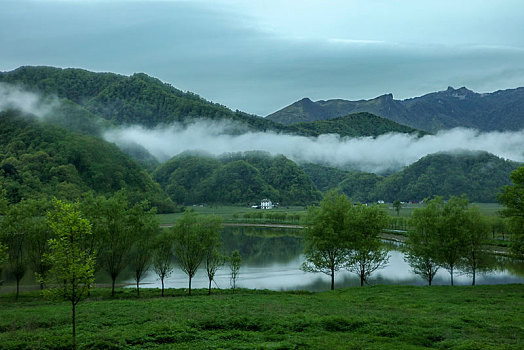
[172,211,221,295]
[498,166,524,259]
[460,207,491,285]
[127,202,158,297]
[0,203,28,299]
[229,250,241,293]
[301,191,352,290]
[0,242,7,283]
[393,200,402,216]
[87,192,134,297]
[39,199,95,350]
[406,199,442,286]
[437,196,470,286]
[345,205,390,286]
[152,231,174,297]
[202,217,225,295]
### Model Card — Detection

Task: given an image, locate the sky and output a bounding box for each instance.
[1,0,524,116]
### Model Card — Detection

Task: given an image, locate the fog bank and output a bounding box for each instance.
[103,120,524,173]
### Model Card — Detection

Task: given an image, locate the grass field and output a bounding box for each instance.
[1,285,522,349]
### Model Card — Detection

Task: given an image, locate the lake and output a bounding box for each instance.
[133,226,524,292]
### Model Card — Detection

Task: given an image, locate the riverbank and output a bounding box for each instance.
[1,285,522,349]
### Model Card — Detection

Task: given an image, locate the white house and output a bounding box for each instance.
[260,199,274,209]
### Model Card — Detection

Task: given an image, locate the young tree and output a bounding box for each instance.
[87,192,134,297]
[205,248,226,295]
[393,200,402,216]
[498,166,524,259]
[406,199,442,286]
[229,249,241,293]
[345,205,390,286]
[152,231,174,297]
[437,196,470,286]
[172,211,221,295]
[39,199,95,350]
[460,207,491,285]
[127,202,158,297]
[201,216,224,295]
[1,203,28,299]
[301,191,352,290]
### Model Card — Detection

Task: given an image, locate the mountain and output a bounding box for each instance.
[0,66,297,134]
[267,87,524,132]
[333,151,520,203]
[152,151,322,206]
[0,110,175,212]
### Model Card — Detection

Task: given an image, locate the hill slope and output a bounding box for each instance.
[153,151,322,206]
[0,110,175,212]
[267,87,524,132]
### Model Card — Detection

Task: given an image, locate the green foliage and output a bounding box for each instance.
[151,231,174,297]
[229,250,241,292]
[0,110,175,212]
[345,205,389,286]
[0,242,7,272]
[153,151,321,206]
[338,151,520,202]
[172,211,222,295]
[302,191,353,290]
[498,165,524,259]
[40,198,96,350]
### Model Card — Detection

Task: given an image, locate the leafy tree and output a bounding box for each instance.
[406,200,442,286]
[460,207,491,285]
[39,199,95,350]
[393,200,402,216]
[498,166,524,259]
[229,250,241,293]
[205,248,226,295]
[152,232,174,297]
[172,211,221,295]
[345,205,389,286]
[301,191,352,290]
[127,202,158,297]
[87,192,133,297]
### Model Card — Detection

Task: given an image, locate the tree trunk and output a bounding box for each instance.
[16,278,20,300]
[111,276,116,297]
[72,302,77,350]
[208,278,212,295]
[450,265,454,286]
[330,267,335,290]
[161,277,165,297]
[188,276,192,296]
[136,279,140,297]
[472,268,476,286]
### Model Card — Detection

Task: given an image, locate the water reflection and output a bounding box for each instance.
[135,227,524,292]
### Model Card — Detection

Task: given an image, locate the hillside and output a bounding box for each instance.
[153,151,322,206]
[267,87,524,132]
[335,151,520,203]
[0,66,297,134]
[0,110,175,212]
[291,112,425,137]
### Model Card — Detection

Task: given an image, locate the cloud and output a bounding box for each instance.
[103,120,524,173]
[0,83,58,117]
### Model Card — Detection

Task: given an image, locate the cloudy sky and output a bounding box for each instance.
[2,0,524,116]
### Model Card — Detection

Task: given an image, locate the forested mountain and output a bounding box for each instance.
[327,151,520,203]
[290,112,425,137]
[153,151,322,206]
[267,87,524,132]
[0,110,175,212]
[0,66,296,134]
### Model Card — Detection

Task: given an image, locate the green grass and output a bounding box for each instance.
[1,285,523,349]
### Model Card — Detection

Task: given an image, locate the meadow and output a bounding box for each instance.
[0,285,522,349]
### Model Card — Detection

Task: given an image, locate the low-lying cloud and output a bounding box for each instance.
[103,120,524,173]
[0,83,58,117]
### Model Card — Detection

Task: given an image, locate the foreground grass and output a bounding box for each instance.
[1,285,523,349]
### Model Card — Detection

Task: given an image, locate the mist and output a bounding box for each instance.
[0,83,58,118]
[103,120,524,173]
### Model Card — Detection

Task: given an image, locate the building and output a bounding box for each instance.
[260,199,274,209]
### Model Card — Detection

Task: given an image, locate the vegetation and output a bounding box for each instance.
[38,199,95,350]
[1,285,523,349]
[153,151,322,206]
[0,110,175,212]
[229,250,241,293]
[499,165,524,259]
